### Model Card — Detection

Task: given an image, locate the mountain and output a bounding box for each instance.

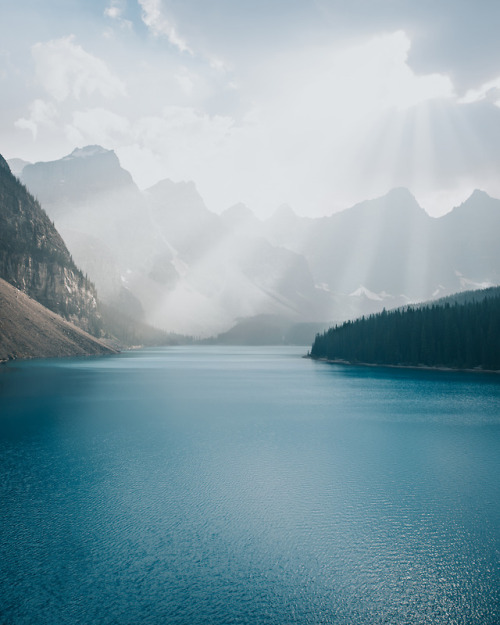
[422,285,500,308]
[20,147,165,321]
[220,202,263,238]
[16,146,500,340]
[0,154,102,336]
[7,157,30,177]
[21,146,135,213]
[265,188,432,298]
[146,177,223,263]
[18,147,329,337]
[0,277,116,361]
[435,190,500,290]
[144,186,330,335]
[204,314,331,346]
[262,187,500,312]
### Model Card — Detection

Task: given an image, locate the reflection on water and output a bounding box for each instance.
[1,347,499,624]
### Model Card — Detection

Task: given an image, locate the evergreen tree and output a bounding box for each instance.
[310,292,500,371]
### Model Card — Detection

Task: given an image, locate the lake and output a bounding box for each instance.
[1,346,499,624]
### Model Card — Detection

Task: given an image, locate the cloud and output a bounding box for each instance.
[137,0,193,54]
[65,108,131,146]
[104,0,133,31]
[15,99,58,139]
[6,10,498,220]
[115,105,234,188]
[104,0,123,20]
[460,76,500,107]
[32,36,126,102]
[110,31,460,215]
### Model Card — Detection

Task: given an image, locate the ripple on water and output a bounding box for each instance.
[0,347,499,624]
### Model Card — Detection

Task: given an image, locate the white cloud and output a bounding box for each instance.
[108,32,460,215]
[174,67,196,95]
[65,108,131,146]
[460,76,500,107]
[185,31,455,214]
[15,99,58,139]
[8,26,474,218]
[115,106,234,189]
[105,7,121,19]
[137,0,193,54]
[104,0,133,31]
[32,36,126,102]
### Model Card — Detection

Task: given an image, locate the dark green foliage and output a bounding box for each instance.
[310,291,500,370]
[419,286,500,308]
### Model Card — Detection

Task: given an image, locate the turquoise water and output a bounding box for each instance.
[1,346,499,624]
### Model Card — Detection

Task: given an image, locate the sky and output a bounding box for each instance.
[2,0,500,217]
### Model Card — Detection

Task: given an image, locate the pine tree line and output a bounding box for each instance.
[310,295,500,370]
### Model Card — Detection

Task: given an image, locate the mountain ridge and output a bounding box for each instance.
[14,144,500,338]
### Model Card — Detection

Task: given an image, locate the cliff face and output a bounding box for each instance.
[20,145,135,213]
[0,154,102,336]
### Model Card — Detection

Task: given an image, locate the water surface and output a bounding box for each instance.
[1,346,499,624]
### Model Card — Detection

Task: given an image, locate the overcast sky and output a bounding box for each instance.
[2,0,500,217]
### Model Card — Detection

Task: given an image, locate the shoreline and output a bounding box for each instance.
[307,356,500,375]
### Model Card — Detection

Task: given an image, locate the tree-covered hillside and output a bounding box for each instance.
[310,290,500,370]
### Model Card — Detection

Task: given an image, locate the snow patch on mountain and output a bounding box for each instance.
[349,286,387,301]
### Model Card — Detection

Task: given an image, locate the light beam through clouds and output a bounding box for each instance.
[2,0,500,218]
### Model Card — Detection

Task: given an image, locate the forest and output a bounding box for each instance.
[310,291,500,371]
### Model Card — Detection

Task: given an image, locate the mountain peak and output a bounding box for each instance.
[269,203,298,223]
[467,189,492,202]
[64,145,112,160]
[20,145,135,209]
[385,187,416,202]
[147,178,198,195]
[7,158,31,177]
[146,178,212,219]
[221,203,261,235]
[0,154,11,173]
[347,187,424,219]
[221,202,256,221]
[456,188,499,211]
[446,188,500,221]
[380,187,422,212]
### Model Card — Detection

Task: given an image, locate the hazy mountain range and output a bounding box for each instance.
[11,145,500,339]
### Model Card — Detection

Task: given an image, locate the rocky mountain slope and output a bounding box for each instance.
[0,154,102,336]
[0,277,116,361]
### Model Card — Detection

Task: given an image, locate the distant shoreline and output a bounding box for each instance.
[307,356,500,375]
